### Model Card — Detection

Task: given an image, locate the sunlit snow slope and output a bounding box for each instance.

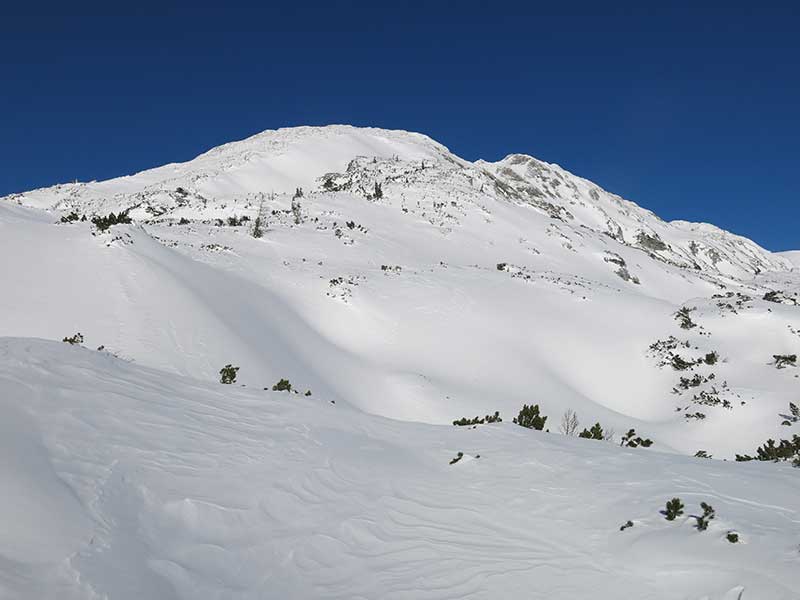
[1,125,799,598]
[3,126,798,456]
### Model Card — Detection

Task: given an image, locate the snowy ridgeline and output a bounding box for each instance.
[1,125,799,598]
[1,338,798,600]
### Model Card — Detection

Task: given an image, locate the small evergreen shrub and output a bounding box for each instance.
[675,307,697,330]
[453,411,502,426]
[736,435,800,465]
[773,354,797,369]
[703,352,718,365]
[219,364,239,384]
[578,422,605,440]
[62,332,84,345]
[272,378,292,392]
[726,532,739,543]
[621,428,653,448]
[92,210,132,231]
[513,404,547,430]
[60,211,82,223]
[684,412,707,420]
[664,497,684,521]
[694,450,712,459]
[619,520,634,531]
[696,502,715,531]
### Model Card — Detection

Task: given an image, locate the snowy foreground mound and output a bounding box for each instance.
[1,338,798,600]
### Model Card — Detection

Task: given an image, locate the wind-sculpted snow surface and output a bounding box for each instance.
[0,338,798,599]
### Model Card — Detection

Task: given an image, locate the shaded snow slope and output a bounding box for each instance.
[1,338,798,600]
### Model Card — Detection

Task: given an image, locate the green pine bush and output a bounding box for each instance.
[513,404,547,430]
[664,497,684,521]
[621,428,653,448]
[578,423,605,440]
[453,411,502,426]
[62,332,84,345]
[736,435,800,465]
[219,364,239,384]
[696,502,715,531]
[272,378,292,392]
[92,210,132,232]
[773,354,797,369]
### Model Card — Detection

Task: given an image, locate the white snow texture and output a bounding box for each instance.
[1,125,798,599]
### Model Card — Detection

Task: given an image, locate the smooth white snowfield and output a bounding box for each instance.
[1,125,799,598]
[1,337,798,600]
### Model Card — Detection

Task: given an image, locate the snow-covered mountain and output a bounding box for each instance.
[8,125,790,281]
[2,125,799,599]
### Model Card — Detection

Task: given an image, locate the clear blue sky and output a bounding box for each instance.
[1,2,798,250]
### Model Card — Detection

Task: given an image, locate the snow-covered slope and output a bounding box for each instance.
[780,250,800,267]
[5,126,457,214]
[1,125,799,598]
[480,153,790,277]
[2,125,798,453]
[1,337,798,600]
[7,126,790,278]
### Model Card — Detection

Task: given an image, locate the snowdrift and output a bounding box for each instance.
[1,338,798,599]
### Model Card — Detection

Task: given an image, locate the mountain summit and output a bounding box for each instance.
[8,125,790,279]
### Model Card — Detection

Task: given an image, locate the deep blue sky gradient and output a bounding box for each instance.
[1,2,798,250]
